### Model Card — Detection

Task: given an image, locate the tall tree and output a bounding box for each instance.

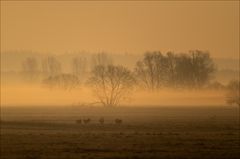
[135,51,168,90]
[135,50,215,90]
[226,80,240,138]
[42,56,62,77]
[22,57,39,80]
[72,56,87,77]
[175,53,195,87]
[226,80,240,106]
[189,50,215,87]
[88,65,135,107]
[165,52,177,87]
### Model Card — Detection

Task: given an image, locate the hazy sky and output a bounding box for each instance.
[1,1,239,58]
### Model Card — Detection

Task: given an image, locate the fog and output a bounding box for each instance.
[1,51,233,107]
[1,0,239,107]
[1,2,239,159]
[1,1,239,58]
[1,83,226,107]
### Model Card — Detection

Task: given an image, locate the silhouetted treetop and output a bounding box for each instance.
[135,50,215,90]
[88,64,135,107]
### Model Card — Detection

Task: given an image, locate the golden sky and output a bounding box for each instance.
[1,1,239,58]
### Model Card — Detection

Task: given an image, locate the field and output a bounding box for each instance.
[1,106,239,159]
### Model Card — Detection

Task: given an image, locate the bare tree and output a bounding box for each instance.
[42,56,62,77]
[135,50,215,90]
[135,51,169,90]
[226,80,240,106]
[88,65,135,107]
[226,80,240,130]
[22,57,39,80]
[226,80,240,145]
[174,51,215,88]
[173,54,191,88]
[165,52,177,87]
[189,50,215,87]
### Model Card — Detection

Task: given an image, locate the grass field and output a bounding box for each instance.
[1,106,239,159]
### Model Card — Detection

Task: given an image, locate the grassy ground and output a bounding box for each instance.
[1,106,239,159]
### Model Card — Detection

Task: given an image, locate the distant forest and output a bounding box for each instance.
[1,50,239,107]
[1,50,239,85]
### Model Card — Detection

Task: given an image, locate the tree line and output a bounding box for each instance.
[21,50,239,107]
[135,50,215,89]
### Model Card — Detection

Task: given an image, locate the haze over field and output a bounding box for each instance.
[1,1,239,107]
[1,1,240,159]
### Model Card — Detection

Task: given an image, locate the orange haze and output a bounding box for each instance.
[1,1,239,58]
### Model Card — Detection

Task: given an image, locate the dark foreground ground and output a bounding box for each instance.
[1,106,240,159]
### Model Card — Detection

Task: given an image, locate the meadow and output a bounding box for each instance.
[1,106,239,159]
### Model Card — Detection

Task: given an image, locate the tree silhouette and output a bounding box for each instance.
[22,57,39,80]
[226,80,240,142]
[88,65,135,107]
[42,56,62,77]
[135,50,215,90]
[72,56,87,78]
[190,50,215,87]
[226,80,240,106]
[135,51,168,90]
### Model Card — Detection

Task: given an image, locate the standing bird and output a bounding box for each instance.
[115,119,122,125]
[83,118,91,124]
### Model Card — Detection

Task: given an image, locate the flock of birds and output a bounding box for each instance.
[75,117,122,125]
